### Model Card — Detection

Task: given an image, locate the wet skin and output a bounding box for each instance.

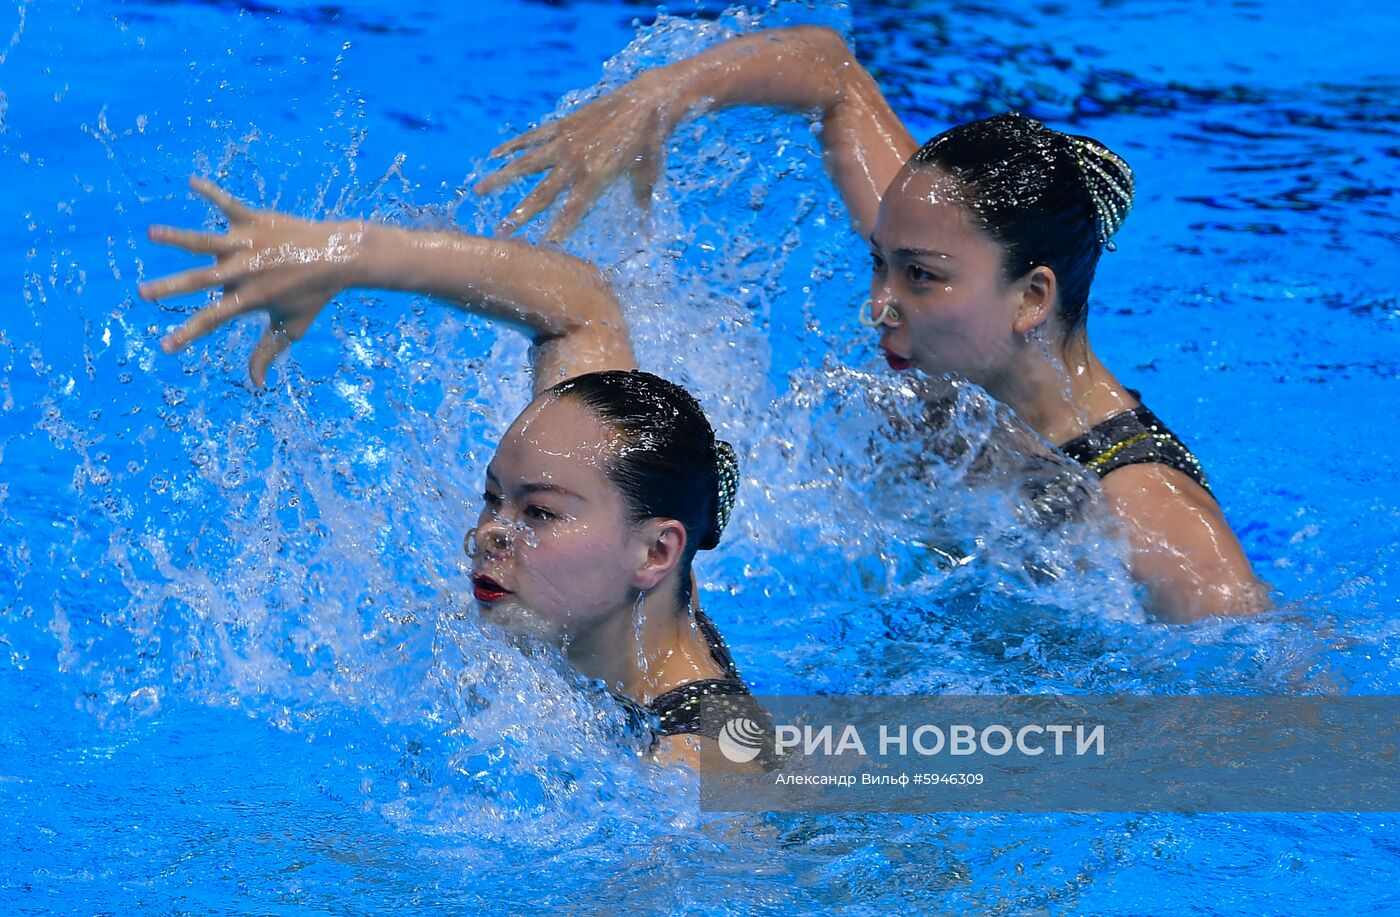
[470,395,648,641]
[867,166,1040,393]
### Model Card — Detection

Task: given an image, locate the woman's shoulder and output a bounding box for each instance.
[1062,400,1214,497]
[1099,463,1265,620]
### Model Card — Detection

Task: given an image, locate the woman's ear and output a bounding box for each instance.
[631,519,687,591]
[1013,265,1058,335]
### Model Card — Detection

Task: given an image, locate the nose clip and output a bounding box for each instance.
[466,517,515,559]
[859,299,902,328]
[465,512,540,560]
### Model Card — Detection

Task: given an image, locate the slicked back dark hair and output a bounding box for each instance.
[911,112,1134,334]
[545,369,734,606]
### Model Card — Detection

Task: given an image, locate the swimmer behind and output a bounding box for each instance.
[478,27,1269,623]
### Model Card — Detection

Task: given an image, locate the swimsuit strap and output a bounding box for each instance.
[646,606,754,739]
[614,607,775,763]
[647,678,758,739]
[1058,402,1213,496]
[692,605,742,681]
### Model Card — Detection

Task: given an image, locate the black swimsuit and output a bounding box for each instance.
[1057,402,1214,496]
[615,607,771,752]
[645,607,768,740]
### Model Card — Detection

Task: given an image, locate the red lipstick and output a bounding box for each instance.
[882,349,913,371]
[471,574,510,603]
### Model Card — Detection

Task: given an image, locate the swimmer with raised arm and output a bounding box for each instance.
[477,27,1267,623]
[139,177,766,771]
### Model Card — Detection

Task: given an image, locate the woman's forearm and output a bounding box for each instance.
[143,177,634,389]
[352,223,635,390]
[352,224,617,338]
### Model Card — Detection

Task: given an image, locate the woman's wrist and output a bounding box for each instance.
[348,220,402,290]
[631,62,706,134]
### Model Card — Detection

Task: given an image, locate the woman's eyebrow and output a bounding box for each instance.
[895,246,954,260]
[519,481,585,500]
[868,234,954,260]
[486,466,584,500]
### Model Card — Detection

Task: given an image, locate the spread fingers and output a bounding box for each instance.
[474,146,557,196]
[495,171,569,235]
[189,175,255,223]
[159,289,255,353]
[488,120,559,159]
[147,224,245,255]
[138,264,228,301]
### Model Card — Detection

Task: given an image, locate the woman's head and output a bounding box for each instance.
[909,112,1133,331]
[468,370,737,635]
[867,113,1133,385]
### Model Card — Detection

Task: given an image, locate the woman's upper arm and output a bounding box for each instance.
[794,27,918,236]
[1100,464,1268,622]
[530,321,637,395]
[518,252,637,392]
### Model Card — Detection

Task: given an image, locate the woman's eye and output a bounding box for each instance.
[481,490,503,507]
[525,504,555,523]
[870,252,886,272]
[909,264,937,283]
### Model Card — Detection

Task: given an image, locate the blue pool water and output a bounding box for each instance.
[1,0,1398,913]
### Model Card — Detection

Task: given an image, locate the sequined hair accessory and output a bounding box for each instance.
[705,439,740,549]
[1068,135,1135,250]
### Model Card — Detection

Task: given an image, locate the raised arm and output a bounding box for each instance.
[477,25,917,241]
[139,177,635,392]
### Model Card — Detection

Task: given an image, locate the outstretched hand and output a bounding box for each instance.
[474,72,678,242]
[139,176,363,387]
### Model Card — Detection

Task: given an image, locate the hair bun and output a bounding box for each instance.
[701,439,740,550]
[1067,134,1135,248]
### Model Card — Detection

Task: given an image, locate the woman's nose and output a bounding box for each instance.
[859,290,903,329]
[469,516,513,558]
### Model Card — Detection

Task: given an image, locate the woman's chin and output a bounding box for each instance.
[479,600,559,641]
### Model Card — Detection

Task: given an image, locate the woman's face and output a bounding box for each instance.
[868,165,1026,388]
[468,394,642,640]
